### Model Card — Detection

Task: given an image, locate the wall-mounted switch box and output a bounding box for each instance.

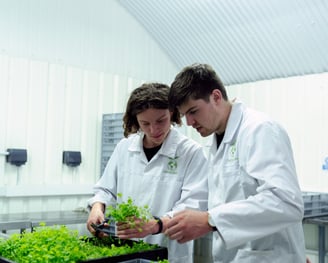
[6,148,27,166]
[63,151,81,167]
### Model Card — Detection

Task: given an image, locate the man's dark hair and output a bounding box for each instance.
[169,63,228,110]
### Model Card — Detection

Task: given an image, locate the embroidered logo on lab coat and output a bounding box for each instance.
[228,142,237,161]
[165,156,178,174]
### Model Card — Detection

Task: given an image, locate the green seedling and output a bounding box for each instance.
[0,224,159,263]
[106,194,153,231]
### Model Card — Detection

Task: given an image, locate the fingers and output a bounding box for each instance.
[87,210,105,236]
[96,231,108,238]
[117,227,146,239]
[164,228,189,244]
[164,213,191,243]
[116,222,131,231]
[165,228,182,240]
[116,222,140,236]
[86,216,107,237]
[86,221,97,235]
[116,220,151,239]
[87,226,108,238]
[165,218,182,241]
[166,216,180,229]
[165,225,191,244]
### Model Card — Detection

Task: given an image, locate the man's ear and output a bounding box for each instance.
[211,89,222,104]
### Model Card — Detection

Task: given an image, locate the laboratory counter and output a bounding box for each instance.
[0,210,89,234]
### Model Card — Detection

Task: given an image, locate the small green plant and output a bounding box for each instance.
[106,193,153,229]
[0,224,160,263]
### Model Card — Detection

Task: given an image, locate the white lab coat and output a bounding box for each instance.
[88,127,208,263]
[207,101,306,263]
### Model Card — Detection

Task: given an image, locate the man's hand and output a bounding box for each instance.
[165,210,213,243]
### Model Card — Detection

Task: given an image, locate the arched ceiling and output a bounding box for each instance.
[118,0,328,85]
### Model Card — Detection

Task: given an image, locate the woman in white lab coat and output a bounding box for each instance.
[165,64,306,263]
[87,83,208,263]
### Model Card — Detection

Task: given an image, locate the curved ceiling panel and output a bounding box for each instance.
[118,0,328,84]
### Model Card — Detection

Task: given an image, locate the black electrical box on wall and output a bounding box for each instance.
[62,151,81,167]
[6,148,28,166]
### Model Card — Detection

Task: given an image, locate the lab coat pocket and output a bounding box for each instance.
[222,159,240,174]
[219,160,243,201]
[233,249,275,263]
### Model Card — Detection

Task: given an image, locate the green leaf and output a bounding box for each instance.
[106,195,152,227]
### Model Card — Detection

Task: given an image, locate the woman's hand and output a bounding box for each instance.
[116,217,159,239]
[86,202,107,237]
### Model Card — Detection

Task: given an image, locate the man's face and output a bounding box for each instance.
[178,95,219,137]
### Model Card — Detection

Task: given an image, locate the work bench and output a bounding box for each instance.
[303,192,328,263]
[303,216,328,263]
[0,210,89,235]
[1,193,328,263]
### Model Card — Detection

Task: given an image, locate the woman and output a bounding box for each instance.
[87,83,208,263]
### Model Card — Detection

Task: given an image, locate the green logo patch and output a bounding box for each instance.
[165,156,178,174]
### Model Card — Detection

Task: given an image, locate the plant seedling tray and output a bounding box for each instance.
[0,258,14,263]
[79,237,167,263]
[116,259,158,263]
[0,237,168,263]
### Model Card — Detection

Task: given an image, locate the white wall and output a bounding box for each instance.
[1,0,328,213]
[148,72,328,194]
[0,0,177,213]
[227,74,328,193]
[0,0,177,81]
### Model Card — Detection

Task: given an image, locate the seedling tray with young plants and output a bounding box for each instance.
[78,237,168,263]
[0,196,168,263]
[0,225,167,263]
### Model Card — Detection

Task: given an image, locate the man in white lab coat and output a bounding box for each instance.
[165,64,306,262]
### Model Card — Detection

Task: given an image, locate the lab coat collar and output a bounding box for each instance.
[223,99,244,143]
[160,127,180,158]
[128,127,179,158]
[207,99,244,149]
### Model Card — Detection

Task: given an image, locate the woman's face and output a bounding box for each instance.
[136,108,172,148]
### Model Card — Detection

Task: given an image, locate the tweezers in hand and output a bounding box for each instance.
[91,218,114,236]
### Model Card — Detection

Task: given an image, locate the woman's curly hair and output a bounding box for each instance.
[123,83,181,137]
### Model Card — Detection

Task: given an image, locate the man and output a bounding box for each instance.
[166,63,306,262]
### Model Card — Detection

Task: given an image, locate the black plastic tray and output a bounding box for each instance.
[0,258,15,263]
[79,238,167,263]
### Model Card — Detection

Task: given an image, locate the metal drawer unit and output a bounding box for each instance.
[100,113,124,176]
